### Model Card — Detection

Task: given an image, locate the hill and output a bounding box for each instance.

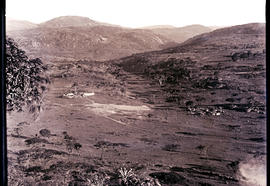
[140,25,176,29]
[6,19,38,31]
[8,25,174,61]
[6,17,219,61]
[146,24,213,43]
[7,16,176,61]
[39,16,100,28]
[111,23,266,184]
[116,23,266,116]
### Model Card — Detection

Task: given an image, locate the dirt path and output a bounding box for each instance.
[7,61,266,185]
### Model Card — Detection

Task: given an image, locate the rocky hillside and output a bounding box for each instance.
[112,24,266,185]
[7,16,176,61]
[6,17,218,61]
[145,24,213,43]
[8,26,174,61]
[115,23,266,117]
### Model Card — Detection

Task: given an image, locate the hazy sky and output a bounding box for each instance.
[6,0,265,28]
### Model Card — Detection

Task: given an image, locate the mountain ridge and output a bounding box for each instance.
[7,24,175,61]
[146,24,213,43]
[6,19,38,31]
[39,16,99,28]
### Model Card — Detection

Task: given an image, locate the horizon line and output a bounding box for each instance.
[6,15,266,29]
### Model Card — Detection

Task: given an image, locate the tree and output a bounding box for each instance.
[5,37,49,114]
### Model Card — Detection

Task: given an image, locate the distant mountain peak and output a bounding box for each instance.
[39,16,99,28]
[6,19,38,31]
[141,25,176,29]
[145,24,212,43]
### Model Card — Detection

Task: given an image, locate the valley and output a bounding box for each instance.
[6,18,266,186]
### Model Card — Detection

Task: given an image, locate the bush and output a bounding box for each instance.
[5,37,49,113]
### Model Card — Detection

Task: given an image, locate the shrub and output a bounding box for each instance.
[5,37,49,113]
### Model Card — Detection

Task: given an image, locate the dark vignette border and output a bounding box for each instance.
[0,0,7,185]
[0,1,268,186]
[266,1,269,186]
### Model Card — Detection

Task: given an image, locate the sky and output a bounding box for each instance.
[6,0,265,28]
